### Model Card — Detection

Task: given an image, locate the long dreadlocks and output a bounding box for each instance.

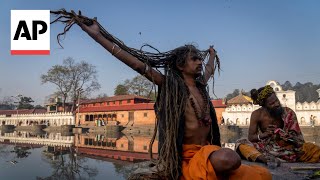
[50,9,221,179]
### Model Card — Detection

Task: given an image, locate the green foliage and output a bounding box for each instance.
[114,84,129,95]
[114,75,157,101]
[17,96,34,109]
[34,105,46,109]
[96,93,109,98]
[225,89,240,101]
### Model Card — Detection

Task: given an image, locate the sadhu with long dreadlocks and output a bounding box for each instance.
[51,10,271,179]
[236,85,320,164]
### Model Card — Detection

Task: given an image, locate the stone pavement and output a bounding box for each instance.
[127,160,320,180]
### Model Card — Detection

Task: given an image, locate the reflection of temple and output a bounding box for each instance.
[0,131,74,147]
[74,133,158,162]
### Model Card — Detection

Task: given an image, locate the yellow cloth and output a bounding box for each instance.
[238,144,263,162]
[181,144,272,180]
[299,142,320,163]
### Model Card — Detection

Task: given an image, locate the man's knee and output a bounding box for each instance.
[210,148,241,173]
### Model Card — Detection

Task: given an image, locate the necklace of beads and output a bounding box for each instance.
[186,85,212,126]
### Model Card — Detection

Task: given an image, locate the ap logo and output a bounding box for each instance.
[11,10,50,55]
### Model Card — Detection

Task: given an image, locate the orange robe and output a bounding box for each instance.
[299,142,320,163]
[181,144,272,180]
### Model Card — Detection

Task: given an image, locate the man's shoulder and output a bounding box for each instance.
[283,107,296,114]
[251,108,264,121]
[252,108,263,115]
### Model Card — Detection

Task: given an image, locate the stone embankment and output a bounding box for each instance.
[127,160,320,180]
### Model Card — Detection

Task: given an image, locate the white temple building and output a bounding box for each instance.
[222,80,320,126]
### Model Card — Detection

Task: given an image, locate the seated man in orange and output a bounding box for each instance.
[237,85,320,163]
[51,11,272,179]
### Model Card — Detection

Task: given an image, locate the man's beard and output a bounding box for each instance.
[267,106,284,117]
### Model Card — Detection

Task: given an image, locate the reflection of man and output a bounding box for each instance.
[237,85,320,163]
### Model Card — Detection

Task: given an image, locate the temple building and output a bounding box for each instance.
[222,80,320,126]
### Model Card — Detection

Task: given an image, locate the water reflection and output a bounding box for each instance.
[0,130,159,179]
[0,129,319,179]
[38,148,98,180]
[74,132,158,162]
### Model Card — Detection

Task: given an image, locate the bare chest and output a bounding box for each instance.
[188,87,205,109]
[260,114,284,132]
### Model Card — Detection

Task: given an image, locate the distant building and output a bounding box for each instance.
[77,95,155,127]
[211,99,227,124]
[45,96,72,113]
[0,109,74,126]
[222,80,320,126]
[77,95,228,127]
[222,92,255,126]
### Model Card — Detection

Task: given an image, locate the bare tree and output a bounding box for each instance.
[41,58,100,112]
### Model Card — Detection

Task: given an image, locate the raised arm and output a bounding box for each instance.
[77,20,164,86]
[203,46,216,83]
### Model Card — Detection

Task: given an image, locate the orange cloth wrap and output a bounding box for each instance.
[299,142,320,163]
[181,144,272,180]
[238,144,263,162]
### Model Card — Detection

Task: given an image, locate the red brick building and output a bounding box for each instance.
[77,95,155,127]
[211,99,227,125]
[76,95,227,127]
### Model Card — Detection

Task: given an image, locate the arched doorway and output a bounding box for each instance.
[245,118,249,125]
[236,118,239,125]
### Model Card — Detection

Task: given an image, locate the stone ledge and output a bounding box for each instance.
[126,160,320,180]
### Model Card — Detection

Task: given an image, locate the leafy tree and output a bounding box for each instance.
[225,89,240,101]
[17,96,34,109]
[114,84,129,95]
[96,93,108,98]
[41,58,100,112]
[34,105,46,109]
[126,75,154,97]
[115,75,156,100]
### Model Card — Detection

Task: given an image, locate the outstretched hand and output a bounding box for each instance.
[72,13,101,38]
[80,20,101,38]
[209,45,216,56]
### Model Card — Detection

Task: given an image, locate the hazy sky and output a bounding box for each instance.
[0,0,319,105]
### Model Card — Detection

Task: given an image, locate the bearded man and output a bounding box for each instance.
[237,85,320,163]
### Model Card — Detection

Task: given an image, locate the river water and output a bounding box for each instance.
[0,129,319,180]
